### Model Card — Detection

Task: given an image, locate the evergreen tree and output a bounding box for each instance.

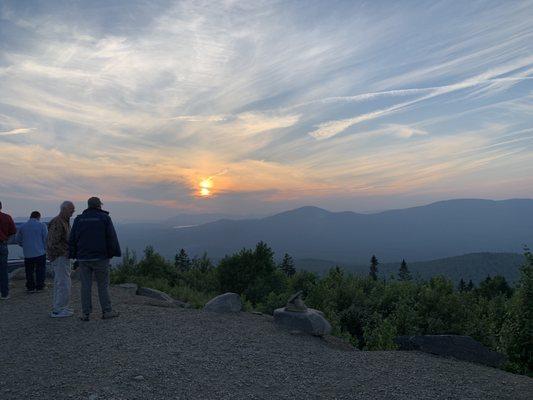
[369,255,379,281]
[174,248,191,273]
[466,279,475,291]
[398,259,411,281]
[500,249,533,374]
[144,245,155,258]
[478,275,513,299]
[280,253,296,277]
[458,278,467,292]
[190,252,214,272]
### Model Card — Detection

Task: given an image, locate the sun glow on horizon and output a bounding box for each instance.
[199,178,213,197]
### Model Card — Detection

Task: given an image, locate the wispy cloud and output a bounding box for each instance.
[0,0,531,216]
[0,127,34,136]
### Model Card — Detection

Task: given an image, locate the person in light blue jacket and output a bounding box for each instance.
[16,211,48,293]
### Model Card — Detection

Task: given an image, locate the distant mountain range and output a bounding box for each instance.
[116,199,532,266]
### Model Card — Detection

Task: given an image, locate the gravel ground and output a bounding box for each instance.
[0,279,531,400]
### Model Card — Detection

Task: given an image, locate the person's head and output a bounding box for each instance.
[60,201,75,218]
[30,211,41,220]
[87,196,103,210]
[0,201,2,210]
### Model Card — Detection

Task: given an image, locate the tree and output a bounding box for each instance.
[398,259,411,281]
[174,248,191,273]
[144,245,155,258]
[466,279,475,291]
[137,246,176,282]
[190,252,213,272]
[477,275,513,299]
[499,249,533,375]
[458,278,467,292]
[369,255,379,281]
[218,242,283,304]
[280,253,296,277]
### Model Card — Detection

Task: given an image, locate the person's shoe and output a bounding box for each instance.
[0,295,10,300]
[26,289,36,294]
[65,307,74,313]
[50,309,74,318]
[80,314,90,322]
[102,310,120,320]
[35,287,46,293]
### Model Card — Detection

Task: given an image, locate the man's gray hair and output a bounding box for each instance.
[60,201,74,210]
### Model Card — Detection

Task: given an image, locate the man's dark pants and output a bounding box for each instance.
[0,243,8,297]
[79,260,112,315]
[24,254,47,291]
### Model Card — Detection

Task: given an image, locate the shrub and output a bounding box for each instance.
[217,242,286,304]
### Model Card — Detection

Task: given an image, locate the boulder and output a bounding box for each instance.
[173,299,192,309]
[135,287,192,308]
[394,335,507,368]
[204,293,242,313]
[8,267,26,280]
[116,283,138,295]
[274,307,332,336]
[136,287,174,302]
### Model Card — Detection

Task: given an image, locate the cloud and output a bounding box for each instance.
[383,124,428,139]
[0,1,531,216]
[307,56,533,140]
[0,127,34,136]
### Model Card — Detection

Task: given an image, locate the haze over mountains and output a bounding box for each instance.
[116,199,532,267]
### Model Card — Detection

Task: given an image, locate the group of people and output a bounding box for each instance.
[0,197,122,321]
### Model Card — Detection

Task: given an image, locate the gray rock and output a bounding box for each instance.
[204,293,242,313]
[173,299,192,308]
[136,287,192,308]
[394,335,507,368]
[8,267,26,280]
[273,308,332,336]
[116,283,138,295]
[136,287,174,302]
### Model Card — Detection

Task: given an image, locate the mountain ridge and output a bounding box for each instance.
[116,198,533,265]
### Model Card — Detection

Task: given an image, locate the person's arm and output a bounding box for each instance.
[46,220,58,260]
[68,218,78,259]
[7,215,16,236]
[105,217,121,258]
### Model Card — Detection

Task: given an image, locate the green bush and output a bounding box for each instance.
[217,242,286,304]
[363,312,398,350]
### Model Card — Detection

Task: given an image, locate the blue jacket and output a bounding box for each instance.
[69,208,121,260]
[16,218,48,259]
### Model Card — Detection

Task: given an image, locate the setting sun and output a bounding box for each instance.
[199,178,213,197]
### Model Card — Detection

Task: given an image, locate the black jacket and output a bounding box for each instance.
[69,208,121,260]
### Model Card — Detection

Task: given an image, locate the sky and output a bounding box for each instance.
[0,0,532,220]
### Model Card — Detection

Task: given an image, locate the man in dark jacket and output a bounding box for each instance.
[69,197,121,321]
